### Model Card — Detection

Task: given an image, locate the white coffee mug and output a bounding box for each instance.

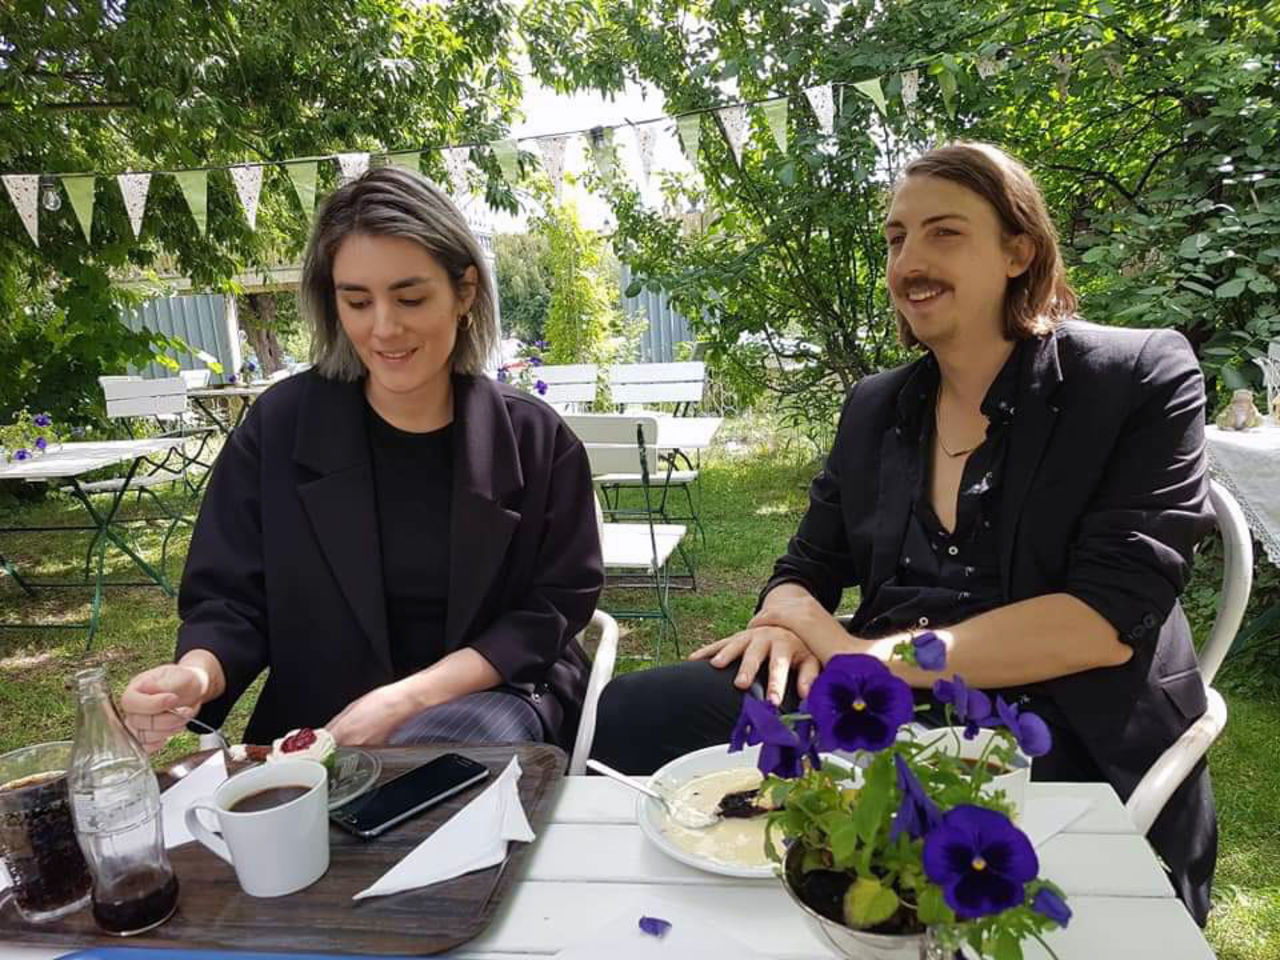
[185,758,330,898]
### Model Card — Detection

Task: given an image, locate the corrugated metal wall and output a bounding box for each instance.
[620,264,693,363]
[126,294,241,384]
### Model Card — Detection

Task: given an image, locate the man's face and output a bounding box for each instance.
[884,174,1030,349]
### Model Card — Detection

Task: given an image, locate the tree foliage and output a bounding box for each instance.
[0,0,523,421]
[495,232,553,343]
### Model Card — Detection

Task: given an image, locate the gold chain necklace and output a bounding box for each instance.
[935,391,981,459]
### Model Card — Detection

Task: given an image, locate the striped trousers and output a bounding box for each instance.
[388,690,544,746]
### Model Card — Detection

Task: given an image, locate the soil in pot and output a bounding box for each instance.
[789,853,925,936]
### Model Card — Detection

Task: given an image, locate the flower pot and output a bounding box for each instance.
[780,845,943,960]
[914,726,1030,821]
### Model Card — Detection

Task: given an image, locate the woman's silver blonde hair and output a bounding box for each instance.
[301,166,497,379]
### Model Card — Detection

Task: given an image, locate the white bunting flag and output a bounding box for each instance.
[537,136,570,198]
[805,85,836,136]
[116,172,151,238]
[976,57,1001,79]
[676,114,701,166]
[589,127,616,185]
[492,139,520,184]
[635,124,659,183]
[442,147,471,200]
[229,164,263,229]
[3,174,39,246]
[337,152,370,184]
[717,105,750,165]
[762,97,788,153]
[901,70,920,108]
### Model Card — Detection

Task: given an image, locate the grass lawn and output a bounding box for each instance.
[1,414,1276,957]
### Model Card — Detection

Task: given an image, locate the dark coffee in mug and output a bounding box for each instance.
[228,785,310,814]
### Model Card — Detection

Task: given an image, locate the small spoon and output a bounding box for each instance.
[586,759,719,829]
[163,708,230,752]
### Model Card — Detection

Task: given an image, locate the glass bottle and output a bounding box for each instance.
[68,668,179,936]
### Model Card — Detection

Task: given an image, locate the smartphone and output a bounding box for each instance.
[331,753,489,839]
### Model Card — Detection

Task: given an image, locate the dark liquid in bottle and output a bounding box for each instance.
[92,870,179,936]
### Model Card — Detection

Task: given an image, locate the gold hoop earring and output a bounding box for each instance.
[459,313,473,331]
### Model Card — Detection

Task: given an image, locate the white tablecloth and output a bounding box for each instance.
[1206,423,1280,566]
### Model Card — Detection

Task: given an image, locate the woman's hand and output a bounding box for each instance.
[121,663,211,754]
[748,591,852,663]
[689,625,822,704]
[327,682,420,746]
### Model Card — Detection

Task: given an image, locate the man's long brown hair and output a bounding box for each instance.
[894,142,1077,348]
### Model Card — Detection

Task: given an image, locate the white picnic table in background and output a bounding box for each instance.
[0,777,1214,959]
[1206,422,1280,567]
[0,439,186,483]
[187,383,273,435]
[652,416,722,454]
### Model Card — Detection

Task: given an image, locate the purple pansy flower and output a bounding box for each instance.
[529,355,543,366]
[246,360,257,372]
[638,916,671,938]
[534,339,549,349]
[33,413,52,428]
[497,368,509,383]
[991,696,1052,757]
[729,696,782,752]
[535,379,548,396]
[34,436,47,451]
[729,696,818,779]
[14,449,30,461]
[807,654,914,753]
[923,805,1039,920]
[890,753,942,842]
[1031,886,1072,927]
[932,675,992,738]
[912,630,947,671]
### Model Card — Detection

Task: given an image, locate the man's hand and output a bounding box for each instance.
[689,626,822,703]
[327,682,421,746]
[121,664,210,754]
[748,591,851,662]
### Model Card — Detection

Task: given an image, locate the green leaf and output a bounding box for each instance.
[992,930,1023,960]
[829,820,860,868]
[624,280,643,298]
[1249,276,1277,294]
[843,877,900,929]
[1179,280,1215,297]
[1216,278,1248,299]
[1081,245,1110,263]
[1179,233,1211,259]
[936,70,957,118]
[916,884,954,924]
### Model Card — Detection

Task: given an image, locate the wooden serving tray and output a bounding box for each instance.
[0,744,566,955]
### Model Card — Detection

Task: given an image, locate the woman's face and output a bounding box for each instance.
[884,174,1031,349]
[332,233,476,400]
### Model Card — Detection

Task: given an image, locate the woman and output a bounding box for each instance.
[591,142,1217,923]
[123,166,603,753]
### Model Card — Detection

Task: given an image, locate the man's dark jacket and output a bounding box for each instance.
[176,370,604,751]
[765,320,1217,922]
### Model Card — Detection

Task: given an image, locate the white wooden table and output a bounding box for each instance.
[1206,422,1280,567]
[654,416,722,454]
[188,383,272,435]
[0,777,1211,959]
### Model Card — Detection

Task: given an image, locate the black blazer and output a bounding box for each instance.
[765,320,1217,921]
[175,370,604,750]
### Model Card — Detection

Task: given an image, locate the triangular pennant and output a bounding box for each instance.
[717,105,750,165]
[975,57,1001,80]
[286,162,317,218]
[441,147,471,200]
[1050,53,1073,98]
[762,97,788,153]
[676,114,702,165]
[900,70,920,108]
[337,152,370,184]
[492,139,520,184]
[2,174,39,246]
[537,136,569,198]
[61,175,95,243]
[852,77,888,116]
[384,151,422,175]
[229,164,263,229]
[116,172,151,238]
[804,85,836,136]
[589,127,616,185]
[173,170,208,235]
[635,125,659,183]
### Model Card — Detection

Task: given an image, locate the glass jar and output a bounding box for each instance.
[68,667,179,936]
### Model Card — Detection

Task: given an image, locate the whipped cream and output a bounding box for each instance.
[267,727,336,766]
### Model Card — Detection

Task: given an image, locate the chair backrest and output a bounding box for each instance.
[566,415,661,476]
[608,361,705,407]
[536,364,598,407]
[99,376,188,419]
[1199,479,1254,685]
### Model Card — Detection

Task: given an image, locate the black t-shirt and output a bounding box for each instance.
[366,403,453,679]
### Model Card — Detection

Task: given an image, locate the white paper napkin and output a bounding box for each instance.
[353,755,533,900]
[553,897,766,958]
[1024,797,1092,848]
[160,750,228,848]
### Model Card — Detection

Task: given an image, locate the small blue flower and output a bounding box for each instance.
[932,675,992,739]
[534,339,549,349]
[912,630,946,670]
[529,356,543,366]
[1031,886,1072,926]
[638,916,671,938]
[33,413,52,428]
[14,449,30,461]
[227,373,237,384]
[497,368,509,383]
[34,436,47,451]
[923,805,1038,920]
[890,753,941,842]
[991,696,1052,757]
[808,654,914,753]
[246,360,257,372]
[535,379,548,396]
